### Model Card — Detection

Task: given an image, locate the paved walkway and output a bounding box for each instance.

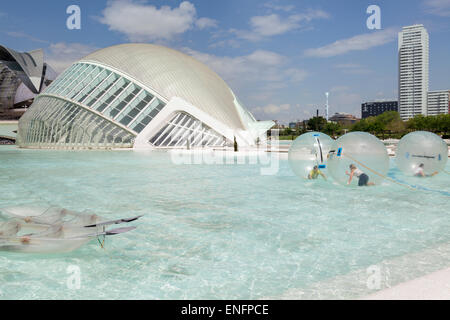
[363,267,450,300]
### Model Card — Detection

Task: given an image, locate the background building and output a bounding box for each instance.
[398,25,429,120]
[288,121,303,129]
[0,45,56,120]
[361,101,398,119]
[17,44,274,150]
[427,90,449,116]
[329,112,359,126]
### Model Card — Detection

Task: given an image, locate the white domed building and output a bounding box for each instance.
[17,44,274,149]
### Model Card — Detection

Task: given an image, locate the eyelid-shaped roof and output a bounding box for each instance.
[80,43,250,130]
[0,45,44,93]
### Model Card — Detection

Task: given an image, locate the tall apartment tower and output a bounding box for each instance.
[398,25,429,120]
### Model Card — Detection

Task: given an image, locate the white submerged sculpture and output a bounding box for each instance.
[328,132,389,186]
[0,206,141,254]
[288,132,334,180]
[396,131,448,177]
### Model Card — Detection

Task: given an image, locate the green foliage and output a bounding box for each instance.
[350,112,449,138]
[277,112,449,141]
[322,122,342,137]
[351,111,403,135]
[406,114,450,134]
[307,116,327,131]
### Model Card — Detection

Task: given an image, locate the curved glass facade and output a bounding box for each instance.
[17,96,135,149]
[43,63,166,134]
[18,62,167,149]
[150,112,230,148]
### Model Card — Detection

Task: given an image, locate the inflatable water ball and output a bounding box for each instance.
[288,132,334,179]
[328,132,389,186]
[396,131,448,177]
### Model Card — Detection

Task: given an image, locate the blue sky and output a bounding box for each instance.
[1,0,449,123]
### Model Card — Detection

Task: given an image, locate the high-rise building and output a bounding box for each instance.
[361,101,398,119]
[427,90,449,116]
[398,25,429,120]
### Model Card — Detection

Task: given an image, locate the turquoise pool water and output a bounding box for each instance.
[0,145,449,299]
[0,123,17,138]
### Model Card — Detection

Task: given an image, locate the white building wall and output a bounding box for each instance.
[427,90,449,116]
[134,96,255,149]
[398,25,429,120]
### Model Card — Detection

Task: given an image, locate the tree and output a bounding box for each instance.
[307,116,327,131]
[323,122,341,137]
[435,114,450,134]
[352,112,449,138]
[407,115,428,131]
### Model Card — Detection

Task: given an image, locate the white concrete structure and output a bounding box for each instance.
[364,267,450,300]
[17,44,274,149]
[427,90,449,116]
[398,25,429,120]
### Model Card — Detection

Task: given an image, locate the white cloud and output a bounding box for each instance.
[330,85,351,93]
[284,68,308,82]
[183,48,306,87]
[208,39,241,49]
[183,48,307,111]
[246,50,285,65]
[99,0,215,42]
[334,63,372,75]
[250,14,303,37]
[424,0,450,16]
[304,27,399,58]
[195,17,218,29]
[46,43,98,73]
[263,3,295,12]
[234,9,329,41]
[252,104,290,115]
[5,31,49,44]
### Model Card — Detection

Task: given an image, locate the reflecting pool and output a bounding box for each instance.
[0,146,449,299]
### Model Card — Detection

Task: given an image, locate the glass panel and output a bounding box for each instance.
[47,64,84,95]
[106,85,140,119]
[96,78,130,113]
[129,99,165,133]
[68,66,101,99]
[17,96,136,149]
[75,69,110,103]
[148,112,228,148]
[54,64,90,96]
[60,64,96,97]
[86,73,119,108]
[115,91,152,126]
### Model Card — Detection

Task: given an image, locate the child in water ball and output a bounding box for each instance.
[346,164,375,186]
[308,165,327,180]
[414,163,438,177]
